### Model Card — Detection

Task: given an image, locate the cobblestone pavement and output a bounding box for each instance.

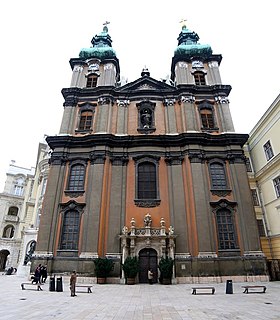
[1,275,279,319]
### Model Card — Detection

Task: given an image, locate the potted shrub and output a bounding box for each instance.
[94,257,114,284]
[121,256,139,285]
[158,256,174,285]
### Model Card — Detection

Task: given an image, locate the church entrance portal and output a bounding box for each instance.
[139,248,157,283]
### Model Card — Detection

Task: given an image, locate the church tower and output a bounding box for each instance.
[35,23,267,282]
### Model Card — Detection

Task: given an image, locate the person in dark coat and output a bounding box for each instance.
[40,265,48,283]
[32,264,42,284]
[70,270,77,297]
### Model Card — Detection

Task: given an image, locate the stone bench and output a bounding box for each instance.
[192,286,215,295]
[75,284,93,293]
[242,285,266,294]
[21,283,43,291]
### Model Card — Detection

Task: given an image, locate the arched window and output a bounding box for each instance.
[86,75,98,88]
[137,162,157,199]
[209,162,227,189]
[194,71,206,85]
[216,209,237,250]
[3,225,15,238]
[78,110,93,131]
[200,109,215,129]
[60,211,80,250]
[68,164,85,191]
[8,206,18,216]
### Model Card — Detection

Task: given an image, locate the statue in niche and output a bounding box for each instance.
[140,108,152,129]
[23,241,36,265]
[144,213,152,227]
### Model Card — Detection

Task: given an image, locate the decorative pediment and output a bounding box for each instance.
[118,76,175,93]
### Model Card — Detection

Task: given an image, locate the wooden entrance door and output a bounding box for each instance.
[139,248,158,283]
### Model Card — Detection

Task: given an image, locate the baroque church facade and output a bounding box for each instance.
[34,23,268,282]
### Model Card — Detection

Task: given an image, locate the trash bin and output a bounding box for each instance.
[56,276,63,292]
[49,276,55,291]
[226,279,233,294]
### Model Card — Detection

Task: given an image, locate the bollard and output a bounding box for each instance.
[49,276,55,291]
[56,276,63,292]
[226,279,233,294]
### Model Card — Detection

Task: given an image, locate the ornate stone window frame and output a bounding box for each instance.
[208,159,231,196]
[210,199,239,254]
[75,102,96,134]
[197,100,219,132]
[57,200,85,257]
[64,160,87,197]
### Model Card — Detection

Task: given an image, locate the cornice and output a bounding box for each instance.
[61,83,231,105]
[46,133,248,150]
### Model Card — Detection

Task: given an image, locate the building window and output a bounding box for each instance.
[68,164,85,191]
[257,219,266,237]
[2,225,15,238]
[40,178,47,197]
[251,189,260,206]
[273,176,280,198]
[200,109,215,129]
[78,110,93,131]
[194,71,206,85]
[137,162,157,199]
[60,211,80,250]
[216,209,237,250]
[209,162,227,189]
[14,177,24,196]
[8,206,18,216]
[263,140,274,161]
[86,75,98,88]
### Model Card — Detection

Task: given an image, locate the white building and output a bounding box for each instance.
[0,141,49,274]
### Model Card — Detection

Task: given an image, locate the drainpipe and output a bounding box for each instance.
[257,181,274,260]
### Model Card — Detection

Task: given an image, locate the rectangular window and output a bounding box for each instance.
[201,112,214,128]
[14,185,23,196]
[86,76,98,88]
[210,163,227,189]
[257,219,266,237]
[251,189,260,206]
[68,164,85,191]
[138,162,157,199]
[216,209,237,250]
[263,140,274,161]
[60,211,79,250]
[273,176,280,198]
[79,111,93,130]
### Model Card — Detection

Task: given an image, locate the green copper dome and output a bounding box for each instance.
[79,25,116,60]
[174,25,212,59]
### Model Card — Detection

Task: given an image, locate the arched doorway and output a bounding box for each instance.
[139,248,157,283]
[0,250,10,271]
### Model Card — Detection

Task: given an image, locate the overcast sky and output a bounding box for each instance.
[0,0,279,191]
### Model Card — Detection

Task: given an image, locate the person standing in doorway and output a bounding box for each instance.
[70,270,77,297]
[148,268,153,285]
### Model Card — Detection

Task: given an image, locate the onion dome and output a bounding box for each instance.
[79,24,116,60]
[174,24,212,59]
